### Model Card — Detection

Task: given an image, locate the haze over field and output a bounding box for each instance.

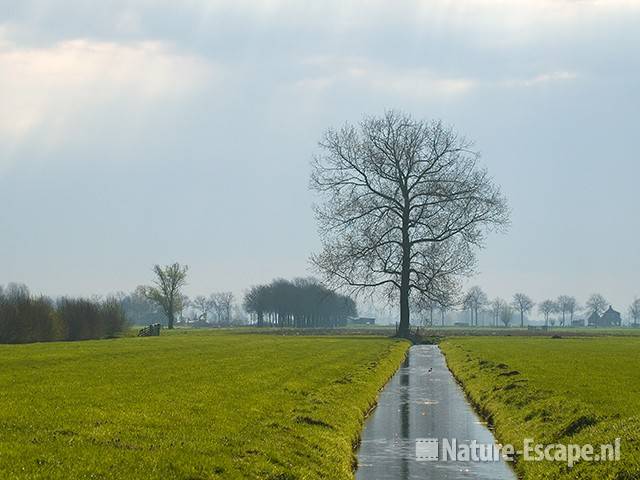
[1,1,639,308]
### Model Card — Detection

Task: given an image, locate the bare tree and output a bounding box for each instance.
[178,294,190,324]
[491,298,506,327]
[556,295,570,327]
[310,111,509,337]
[211,292,235,325]
[512,293,534,328]
[416,298,437,326]
[586,293,608,316]
[556,295,577,327]
[500,304,514,327]
[567,297,578,325]
[629,298,640,327]
[143,263,188,329]
[439,304,449,327]
[192,295,214,323]
[538,299,558,328]
[463,286,488,327]
[415,296,454,327]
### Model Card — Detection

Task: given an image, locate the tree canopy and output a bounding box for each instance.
[143,263,188,329]
[243,278,357,328]
[311,110,509,336]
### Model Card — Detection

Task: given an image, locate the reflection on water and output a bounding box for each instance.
[356,345,516,480]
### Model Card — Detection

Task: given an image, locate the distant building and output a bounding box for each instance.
[349,317,376,326]
[586,306,622,327]
[586,311,601,327]
[600,306,622,327]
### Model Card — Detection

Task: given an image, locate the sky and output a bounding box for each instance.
[1,0,639,313]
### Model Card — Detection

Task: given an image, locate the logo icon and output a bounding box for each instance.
[416,438,439,461]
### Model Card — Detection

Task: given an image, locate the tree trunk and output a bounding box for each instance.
[398,210,411,338]
[399,278,410,337]
[166,300,174,329]
[521,310,524,328]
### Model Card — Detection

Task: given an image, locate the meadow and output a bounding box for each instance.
[0,330,408,479]
[441,336,640,479]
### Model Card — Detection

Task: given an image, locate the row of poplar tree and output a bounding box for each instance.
[243,278,357,328]
[0,283,127,344]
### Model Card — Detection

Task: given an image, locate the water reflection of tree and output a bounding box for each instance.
[399,352,411,478]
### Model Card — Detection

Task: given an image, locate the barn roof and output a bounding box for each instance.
[601,305,621,318]
[586,311,601,322]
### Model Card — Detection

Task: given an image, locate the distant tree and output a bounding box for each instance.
[244,285,268,326]
[417,296,454,327]
[192,295,214,323]
[586,293,608,316]
[310,111,509,337]
[1,283,126,344]
[439,304,449,327]
[232,304,249,325]
[243,278,357,328]
[4,282,30,300]
[629,298,640,327]
[500,305,514,327]
[143,263,188,329]
[178,294,191,323]
[0,284,56,343]
[538,300,558,328]
[557,295,577,327]
[512,293,535,328]
[100,298,128,337]
[56,297,116,341]
[119,286,165,326]
[566,297,579,324]
[491,298,506,327]
[211,292,234,325]
[427,300,436,327]
[463,287,489,327]
[415,297,439,326]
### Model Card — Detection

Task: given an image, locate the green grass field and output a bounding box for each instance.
[0,331,408,480]
[441,336,640,479]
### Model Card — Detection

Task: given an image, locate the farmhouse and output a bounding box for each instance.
[587,306,622,327]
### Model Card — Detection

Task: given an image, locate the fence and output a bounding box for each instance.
[138,323,162,337]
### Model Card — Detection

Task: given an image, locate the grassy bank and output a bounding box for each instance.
[441,336,640,479]
[417,326,640,339]
[0,331,408,479]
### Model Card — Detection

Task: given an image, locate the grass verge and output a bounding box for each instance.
[440,336,640,479]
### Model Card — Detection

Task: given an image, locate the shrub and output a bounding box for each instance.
[101,298,128,338]
[0,284,128,344]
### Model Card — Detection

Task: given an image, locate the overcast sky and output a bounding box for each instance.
[1,0,639,311]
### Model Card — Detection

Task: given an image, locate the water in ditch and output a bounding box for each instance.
[356,344,517,480]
